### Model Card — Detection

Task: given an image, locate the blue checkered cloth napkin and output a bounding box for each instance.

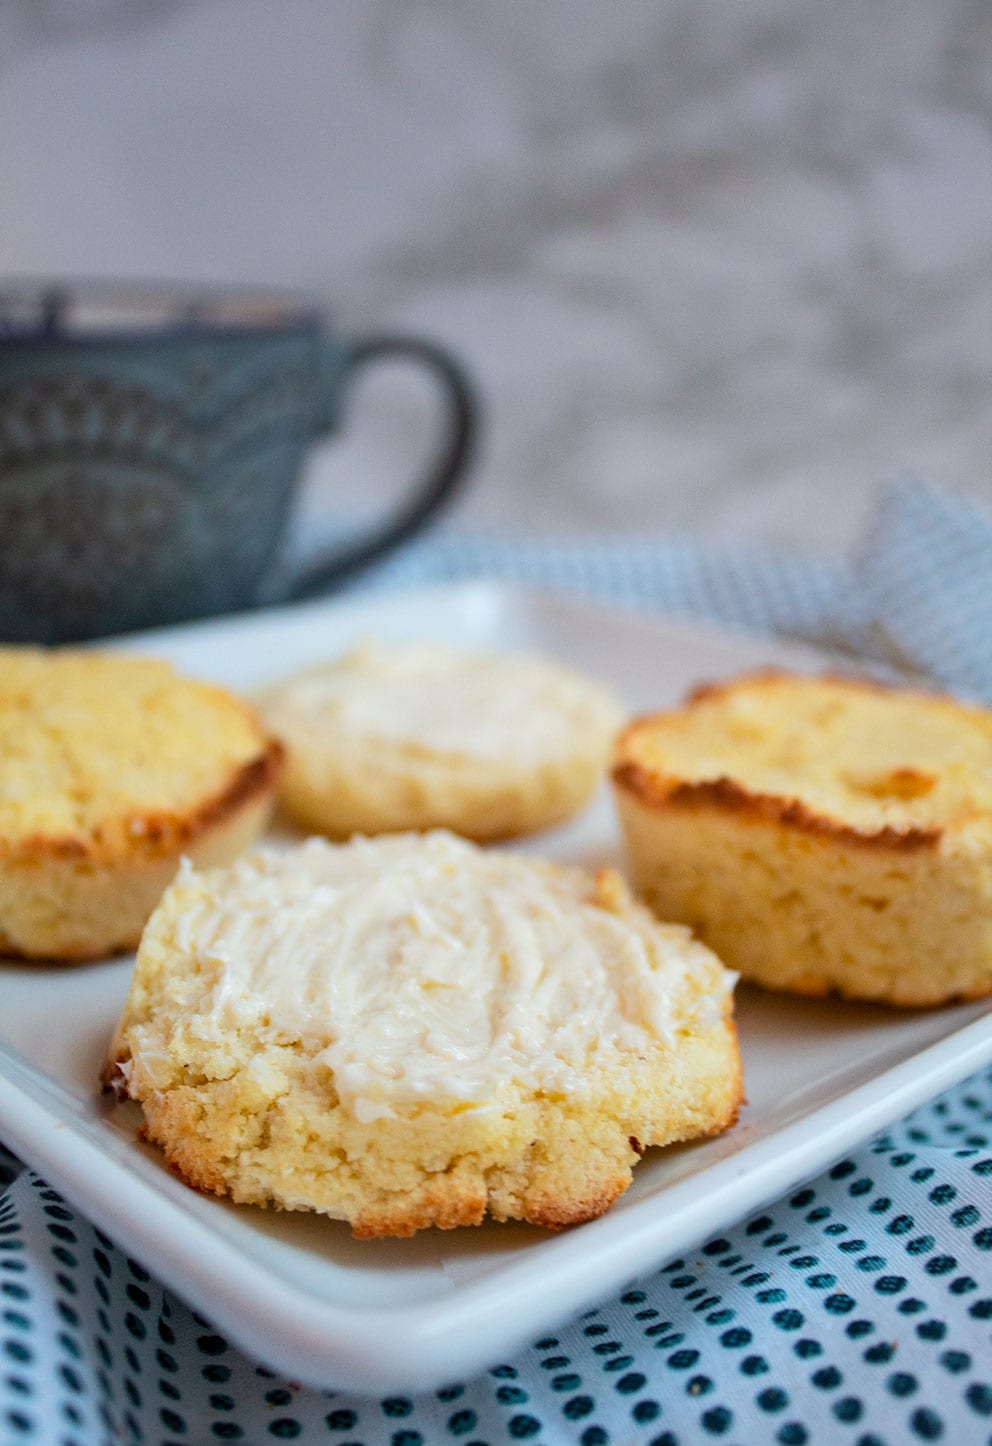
[351,477,991,703]
[1,477,990,1446]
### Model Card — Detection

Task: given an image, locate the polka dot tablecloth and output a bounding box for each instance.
[2,477,991,1445]
[2,1077,990,1444]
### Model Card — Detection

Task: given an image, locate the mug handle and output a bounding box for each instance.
[284,334,477,599]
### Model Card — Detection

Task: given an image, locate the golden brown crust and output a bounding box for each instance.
[612,758,941,852]
[0,647,284,961]
[718,1018,745,1124]
[684,666,946,709]
[0,740,283,867]
[0,784,278,962]
[131,1057,744,1238]
[351,1181,490,1239]
[521,1176,630,1232]
[612,672,992,1007]
[117,1011,746,1238]
[172,739,285,847]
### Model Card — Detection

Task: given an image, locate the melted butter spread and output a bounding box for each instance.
[270,641,622,764]
[160,832,732,1122]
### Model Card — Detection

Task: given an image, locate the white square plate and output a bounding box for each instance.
[1,582,990,1393]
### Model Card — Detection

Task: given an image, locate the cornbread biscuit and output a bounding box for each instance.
[103,831,741,1237]
[0,649,282,961]
[258,640,623,839]
[613,670,992,1006]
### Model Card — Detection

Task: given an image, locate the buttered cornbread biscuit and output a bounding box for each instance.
[104,831,741,1237]
[258,640,623,840]
[613,671,992,1007]
[0,649,282,960]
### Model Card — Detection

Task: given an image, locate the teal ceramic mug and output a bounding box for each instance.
[0,281,477,642]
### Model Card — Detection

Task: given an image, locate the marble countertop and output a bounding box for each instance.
[0,0,989,559]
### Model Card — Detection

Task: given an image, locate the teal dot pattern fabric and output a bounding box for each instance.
[1,1069,989,1445]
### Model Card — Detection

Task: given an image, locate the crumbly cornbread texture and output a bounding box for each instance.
[0,648,281,960]
[258,640,624,840]
[613,670,992,1006]
[104,832,741,1237]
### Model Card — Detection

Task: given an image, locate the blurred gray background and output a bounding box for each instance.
[1,0,989,557]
